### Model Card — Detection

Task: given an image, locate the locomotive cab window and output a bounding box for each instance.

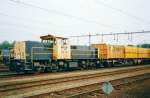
[61,39,68,45]
[42,39,55,48]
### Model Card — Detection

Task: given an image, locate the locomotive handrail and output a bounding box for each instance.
[71,49,98,52]
[32,53,54,54]
[32,47,53,50]
[71,54,98,55]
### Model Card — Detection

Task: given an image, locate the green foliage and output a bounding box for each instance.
[137,44,150,48]
[0,41,14,49]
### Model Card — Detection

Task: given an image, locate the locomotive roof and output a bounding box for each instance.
[40,34,68,40]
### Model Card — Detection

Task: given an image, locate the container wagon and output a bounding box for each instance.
[93,43,150,65]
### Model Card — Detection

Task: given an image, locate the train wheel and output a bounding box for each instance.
[44,67,51,72]
[103,62,107,67]
[80,61,86,69]
[35,66,41,73]
[64,62,69,71]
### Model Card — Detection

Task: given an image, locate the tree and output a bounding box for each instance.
[137,44,150,48]
[0,41,14,49]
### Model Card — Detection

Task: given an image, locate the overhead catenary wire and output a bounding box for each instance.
[0,13,53,33]
[9,0,122,30]
[0,12,51,25]
[95,0,150,25]
[69,31,150,45]
[69,31,150,37]
[0,11,71,29]
[0,11,77,33]
[1,0,149,44]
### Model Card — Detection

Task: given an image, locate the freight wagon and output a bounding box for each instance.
[92,44,125,66]
[93,43,150,65]
[10,34,150,73]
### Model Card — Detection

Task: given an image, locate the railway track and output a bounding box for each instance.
[0,64,145,78]
[0,65,150,98]
[37,74,150,98]
[0,64,9,72]
[0,64,147,80]
[0,64,132,78]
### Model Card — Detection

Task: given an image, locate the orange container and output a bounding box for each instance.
[92,43,125,59]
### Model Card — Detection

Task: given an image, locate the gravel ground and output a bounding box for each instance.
[87,78,150,98]
[28,75,150,98]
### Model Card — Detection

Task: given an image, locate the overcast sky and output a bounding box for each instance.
[0,0,150,45]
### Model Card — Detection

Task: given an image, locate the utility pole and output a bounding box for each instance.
[101,33,104,43]
[88,33,91,46]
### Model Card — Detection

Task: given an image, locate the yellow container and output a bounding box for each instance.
[138,48,149,58]
[92,43,124,59]
[124,46,138,59]
[148,49,150,58]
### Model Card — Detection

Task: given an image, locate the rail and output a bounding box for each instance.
[0,65,149,98]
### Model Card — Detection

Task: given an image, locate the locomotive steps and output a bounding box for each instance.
[0,65,150,98]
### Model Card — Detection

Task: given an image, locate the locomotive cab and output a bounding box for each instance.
[40,34,71,60]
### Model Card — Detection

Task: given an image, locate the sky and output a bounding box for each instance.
[0,0,150,45]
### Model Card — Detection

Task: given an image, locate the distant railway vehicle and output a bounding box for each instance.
[9,34,150,72]
[0,50,2,63]
[0,49,11,65]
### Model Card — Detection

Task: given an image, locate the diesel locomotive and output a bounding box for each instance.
[10,34,150,72]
